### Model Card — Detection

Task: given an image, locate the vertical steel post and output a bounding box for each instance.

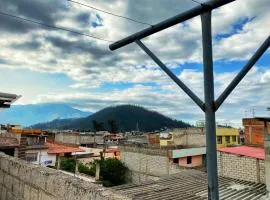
[201,11,219,200]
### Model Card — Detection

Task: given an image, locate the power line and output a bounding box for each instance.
[190,0,210,8]
[0,11,113,42]
[67,0,152,27]
[190,0,203,5]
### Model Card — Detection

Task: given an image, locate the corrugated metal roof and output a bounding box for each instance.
[113,170,267,200]
[218,146,265,160]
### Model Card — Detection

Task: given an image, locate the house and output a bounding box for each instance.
[0,137,19,156]
[243,117,270,146]
[159,128,205,147]
[120,144,206,183]
[216,127,239,148]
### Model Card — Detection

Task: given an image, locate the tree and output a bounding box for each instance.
[92,120,103,132]
[89,158,127,187]
[60,158,76,173]
[108,119,118,133]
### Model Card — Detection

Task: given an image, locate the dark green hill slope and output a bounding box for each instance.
[32,105,190,131]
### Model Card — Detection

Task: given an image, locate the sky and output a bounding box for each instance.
[0,0,269,127]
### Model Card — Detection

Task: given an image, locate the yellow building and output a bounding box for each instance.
[216,128,239,148]
[159,132,173,146]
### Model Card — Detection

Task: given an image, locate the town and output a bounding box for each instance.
[0,0,269,199]
[0,91,269,199]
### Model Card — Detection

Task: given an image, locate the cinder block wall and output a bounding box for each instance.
[0,153,130,200]
[217,152,265,183]
[120,146,183,183]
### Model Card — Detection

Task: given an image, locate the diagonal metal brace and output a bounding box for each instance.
[135,40,205,111]
[215,35,270,111]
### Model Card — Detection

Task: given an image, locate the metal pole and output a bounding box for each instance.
[135,40,205,111]
[201,11,219,200]
[109,0,235,50]
[215,36,270,110]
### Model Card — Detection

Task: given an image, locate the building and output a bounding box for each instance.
[243,118,270,146]
[171,147,206,168]
[120,144,206,183]
[217,146,265,183]
[0,137,19,156]
[159,128,205,147]
[0,92,21,108]
[216,127,239,148]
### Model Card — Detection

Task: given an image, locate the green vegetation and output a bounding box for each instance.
[33,104,191,131]
[90,158,127,187]
[60,158,76,173]
[60,158,127,187]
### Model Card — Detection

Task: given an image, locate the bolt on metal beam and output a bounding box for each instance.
[135,40,205,111]
[109,0,235,51]
[215,36,270,110]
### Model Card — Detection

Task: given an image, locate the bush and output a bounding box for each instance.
[60,158,76,173]
[88,158,127,187]
[78,163,94,176]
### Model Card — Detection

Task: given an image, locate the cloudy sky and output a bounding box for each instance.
[0,0,269,126]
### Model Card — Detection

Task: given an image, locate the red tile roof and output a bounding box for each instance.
[0,137,19,147]
[46,142,84,154]
[218,146,265,160]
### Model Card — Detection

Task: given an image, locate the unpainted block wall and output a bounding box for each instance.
[217,152,265,183]
[121,149,183,183]
[0,153,130,200]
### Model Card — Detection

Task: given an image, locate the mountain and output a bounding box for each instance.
[0,103,91,127]
[31,105,191,131]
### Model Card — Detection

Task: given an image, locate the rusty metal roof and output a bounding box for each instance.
[113,170,267,200]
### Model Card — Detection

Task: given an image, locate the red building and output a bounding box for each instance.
[243,118,270,146]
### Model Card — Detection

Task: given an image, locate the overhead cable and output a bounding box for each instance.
[0,11,113,42]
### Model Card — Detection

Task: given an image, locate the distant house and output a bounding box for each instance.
[216,127,239,148]
[243,118,270,146]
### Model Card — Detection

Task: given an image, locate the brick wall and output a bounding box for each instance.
[0,153,129,200]
[217,151,265,183]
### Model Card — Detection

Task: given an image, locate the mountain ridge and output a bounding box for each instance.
[0,103,91,127]
[31,104,191,131]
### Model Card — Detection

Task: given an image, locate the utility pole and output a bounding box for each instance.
[109,0,270,199]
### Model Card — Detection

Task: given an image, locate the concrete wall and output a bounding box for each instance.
[55,133,80,145]
[172,128,205,147]
[179,155,202,167]
[217,151,265,183]
[0,152,129,200]
[55,133,104,145]
[120,146,183,183]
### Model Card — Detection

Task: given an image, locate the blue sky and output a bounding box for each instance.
[0,0,269,127]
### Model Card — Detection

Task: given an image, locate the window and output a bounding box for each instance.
[187,156,192,164]
[232,136,236,142]
[173,158,179,164]
[217,136,222,144]
[225,136,230,143]
[25,153,38,162]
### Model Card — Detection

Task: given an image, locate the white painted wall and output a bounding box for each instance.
[25,149,56,167]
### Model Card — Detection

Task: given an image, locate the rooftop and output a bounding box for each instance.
[113,170,267,200]
[218,146,265,160]
[46,142,84,154]
[0,92,20,108]
[0,137,19,148]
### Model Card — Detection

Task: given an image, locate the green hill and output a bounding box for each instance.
[31,105,191,131]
